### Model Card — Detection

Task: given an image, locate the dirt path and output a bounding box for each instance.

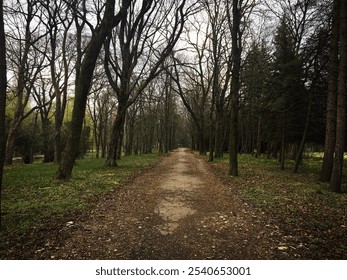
[39,148,288,259]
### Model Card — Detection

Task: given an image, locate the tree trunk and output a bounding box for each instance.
[124,112,135,156]
[240,111,245,153]
[29,112,39,164]
[320,0,340,182]
[106,102,127,167]
[54,16,71,163]
[280,112,286,170]
[198,127,205,155]
[229,0,241,176]
[0,0,7,229]
[116,126,124,160]
[54,94,63,163]
[4,120,21,165]
[229,0,241,177]
[56,0,129,180]
[94,119,101,158]
[251,107,255,156]
[229,104,239,176]
[214,108,224,158]
[208,91,215,162]
[255,114,261,158]
[330,0,347,192]
[293,96,312,173]
[267,142,271,159]
[51,31,63,164]
[208,121,215,162]
[164,80,170,154]
[54,126,62,163]
[41,116,54,163]
[101,117,109,158]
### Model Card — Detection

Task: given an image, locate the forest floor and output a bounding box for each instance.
[2,148,347,259]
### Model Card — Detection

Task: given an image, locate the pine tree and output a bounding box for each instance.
[271,17,306,169]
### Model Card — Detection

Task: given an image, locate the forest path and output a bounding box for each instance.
[44,148,283,259]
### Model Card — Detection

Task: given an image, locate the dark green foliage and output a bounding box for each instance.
[303,26,330,145]
[271,18,308,144]
[240,41,272,153]
[13,118,42,164]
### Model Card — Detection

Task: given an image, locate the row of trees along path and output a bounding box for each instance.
[1,0,347,193]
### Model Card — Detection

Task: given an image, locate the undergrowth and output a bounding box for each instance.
[0,153,159,258]
[209,153,347,259]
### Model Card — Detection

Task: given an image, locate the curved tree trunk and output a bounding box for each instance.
[4,120,21,165]
[56,0,129,180]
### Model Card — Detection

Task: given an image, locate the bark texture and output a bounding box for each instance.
[330,0,347,192]
[320,0,340,182]
[229,0,241,176]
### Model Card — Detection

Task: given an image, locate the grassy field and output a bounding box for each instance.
[210,153,347,259]
[0,153,159,258]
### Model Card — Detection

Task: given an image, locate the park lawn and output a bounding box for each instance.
[210,153,347,259]
[0,153,159,258]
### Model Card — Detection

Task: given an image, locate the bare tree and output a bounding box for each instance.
[204,0,233,160]
[0,0,7,229]
[87,64,116,159]
[31,74,56,162]
[104,0,195,167]
[4,0,49,165]
[263,0,321,55]
[124,101,139,155]
[183,17,213,155]
[55,0,131,180]
[170,54,211,155]
[40,0,74,163]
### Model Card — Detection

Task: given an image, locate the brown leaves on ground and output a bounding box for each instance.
[211,156,347,259]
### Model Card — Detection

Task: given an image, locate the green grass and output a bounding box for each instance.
[229,153,347,206]
[0,152,159,253]
[209,152,347,258]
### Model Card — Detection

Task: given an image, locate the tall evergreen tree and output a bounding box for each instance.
[241,41,271,155]
[271,17,306,169]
